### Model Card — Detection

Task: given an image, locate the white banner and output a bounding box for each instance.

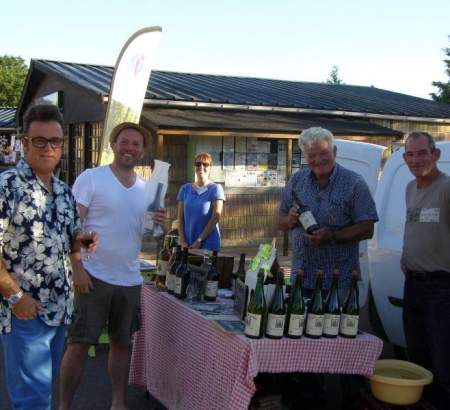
[99,26,162,166]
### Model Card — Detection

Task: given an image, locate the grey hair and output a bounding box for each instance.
[298,127,335,152]
[405,132,436,152]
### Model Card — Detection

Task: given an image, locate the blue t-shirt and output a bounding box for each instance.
[177,183,225,252]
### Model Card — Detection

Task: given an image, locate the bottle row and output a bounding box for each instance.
[244,269,360,340]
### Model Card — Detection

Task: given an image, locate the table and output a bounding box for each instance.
[129,285,383,410]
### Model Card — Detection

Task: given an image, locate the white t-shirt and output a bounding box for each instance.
[72,165,147,286]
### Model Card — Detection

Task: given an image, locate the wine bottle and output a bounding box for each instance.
[166,245,180,294]
[285,270,305,338]
[144,182,165,237]
[305,271,324,338]
[232,253,246,297]
[266,268,286,339]
[339,271,360,338]
[292,192,320,234]
[323,269,341,338]
[204,251,219,302]
[244,269,266,339]
[174,247,190,299]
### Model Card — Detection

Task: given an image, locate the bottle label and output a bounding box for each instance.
[205,281,218,298]
[306,313,324,336]
[174,277,182,295]
[288,313,305,336]
[266,313,285,337]
[299,211,317,231]
[339,314,359,336]
[323,314,340,336]
[144,211,155,232]
[157,260,169,277]
[245,312,262,337]
[166,272,174,290]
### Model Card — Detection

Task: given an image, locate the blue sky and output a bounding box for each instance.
[2,0,449,99]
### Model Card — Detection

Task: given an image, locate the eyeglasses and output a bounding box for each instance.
[195,162,211,168]
[26,137,64,149]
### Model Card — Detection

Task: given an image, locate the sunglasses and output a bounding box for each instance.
[26,136,64,149]
[195,162,211,168]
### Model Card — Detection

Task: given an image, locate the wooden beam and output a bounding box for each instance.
[283,138,293,257]
[155,133,164,160]
[157,128,298,139]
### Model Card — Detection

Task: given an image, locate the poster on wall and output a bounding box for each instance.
[246,153,258,171]
[246,137,258,153]
[223,152,234,170]
[222,137,234,153]
[234,152,246,171]
[257,153,268,171]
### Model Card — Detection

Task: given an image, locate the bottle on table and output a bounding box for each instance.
[144,182,165,237]
[244,268,267,339]
[339,270,360,338]
[292,192,320,234]
[305,270,324,339]
[232,253,246,298]
[166,245,181,294]
[265,268,286,339]
[323,269,341,338]
[285,270,306,338]
[156,236,171,290]
[174,247,190,299]
[204,251,219,302]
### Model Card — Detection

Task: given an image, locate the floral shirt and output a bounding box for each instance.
[0,159,80,334]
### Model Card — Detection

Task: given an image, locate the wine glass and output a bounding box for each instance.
[79,229,95,261]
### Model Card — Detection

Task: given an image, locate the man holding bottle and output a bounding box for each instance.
[278,126,378,294]
[401,132,450,409]
[59,123,166,410]
[278,126,378,408]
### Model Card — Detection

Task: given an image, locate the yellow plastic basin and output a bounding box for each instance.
[369,359,433,405]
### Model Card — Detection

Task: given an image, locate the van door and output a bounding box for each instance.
[369,141,450,347]
[335,139,386,307]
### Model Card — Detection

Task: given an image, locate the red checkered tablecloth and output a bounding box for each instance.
[129,285,383,410]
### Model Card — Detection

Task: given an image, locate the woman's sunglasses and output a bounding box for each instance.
[195,162,211,168]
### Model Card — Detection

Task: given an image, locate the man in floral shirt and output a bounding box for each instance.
[0,105,90,410]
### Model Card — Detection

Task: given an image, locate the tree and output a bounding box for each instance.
[431,36,450,103]
[326,65,344,85]
[0,55,28,107]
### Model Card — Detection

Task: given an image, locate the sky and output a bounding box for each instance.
[1,0,449,100]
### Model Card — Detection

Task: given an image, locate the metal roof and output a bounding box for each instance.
[32,59,450,119]
[0,107,16,129]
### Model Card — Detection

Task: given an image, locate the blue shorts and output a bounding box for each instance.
[1,317,66,410]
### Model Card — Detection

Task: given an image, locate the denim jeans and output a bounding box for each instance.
[403,275,450,409]
[0,317,66,410]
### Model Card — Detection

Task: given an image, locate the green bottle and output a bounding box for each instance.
[174,247,189,299]
[305,271,324,339]
[323,269,341,338]
[339,271,360,338]
[285,270,305,338]
[245,269,267,339]
[265,268,286,339]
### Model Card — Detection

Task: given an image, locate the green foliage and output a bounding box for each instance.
[431,36,450,103]
[326,65,344,85]
[0,55,28,107]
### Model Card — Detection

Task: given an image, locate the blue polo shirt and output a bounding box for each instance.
[279,163,378,290]
[177,183,225,252]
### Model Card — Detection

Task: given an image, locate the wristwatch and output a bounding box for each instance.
[6,290,23,305]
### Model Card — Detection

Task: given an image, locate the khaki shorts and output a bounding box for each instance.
[67,274,141,346]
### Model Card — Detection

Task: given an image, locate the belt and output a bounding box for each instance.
[406,270,450,280]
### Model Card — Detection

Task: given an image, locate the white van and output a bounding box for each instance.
[335,139,450,351]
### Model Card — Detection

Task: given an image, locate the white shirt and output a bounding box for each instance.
[72,165,147,286]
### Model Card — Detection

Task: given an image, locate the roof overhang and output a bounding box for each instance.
[141,107,404,138]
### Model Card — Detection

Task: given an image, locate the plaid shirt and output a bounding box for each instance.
[279,163,378,290]
[0,159,80,334]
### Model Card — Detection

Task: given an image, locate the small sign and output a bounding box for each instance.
[233,279,249,320]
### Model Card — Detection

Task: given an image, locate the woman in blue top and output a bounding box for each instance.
[177,152,225,252]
